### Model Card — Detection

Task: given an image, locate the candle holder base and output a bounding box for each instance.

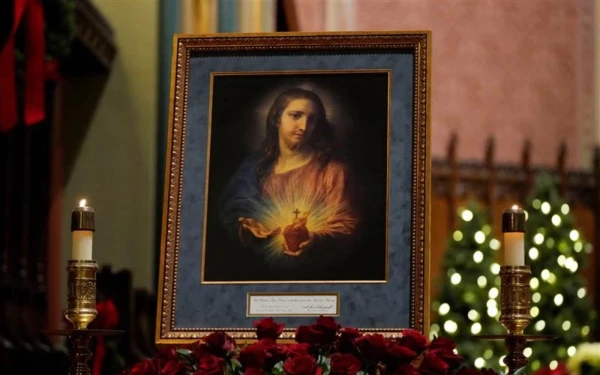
[475,334,556,374]
[43,329,123,375]
[65,260,98,330]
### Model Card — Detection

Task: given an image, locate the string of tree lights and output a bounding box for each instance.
[431,172,597,374]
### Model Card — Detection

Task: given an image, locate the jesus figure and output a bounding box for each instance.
[217,87,359,263]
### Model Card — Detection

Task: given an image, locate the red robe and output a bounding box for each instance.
[260,156,358,240]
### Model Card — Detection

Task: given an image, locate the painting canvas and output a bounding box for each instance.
[156,31,431,343]
[202,71,389,283]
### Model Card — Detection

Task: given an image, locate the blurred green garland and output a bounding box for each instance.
[15,0,76,87]
[43,0,77,62]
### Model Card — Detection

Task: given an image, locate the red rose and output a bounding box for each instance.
[258,339,288,368]
[383,342,417,370]
[431,347,463,370]
[159,359,183,375]
[130,359,157,375]
[195,355,225,375]
[398,329,429,354]
[315,316,340,333]
[355,334,389,364]
[295,317,340,346]
[340,328,361,340]
[244,369,265,375]
[429,336,456,352]
[418,350,449,375]
[393,364,420,375]
[283,354,317,375]
[253,318,286,340]
[186,341,210,361]
[240,343,268,369]
[295,326,314,344]
[156,348,180,361]
[287,343,311,358]
[336,328,362,354]
[330,353,362,375]
[203,331,235,356]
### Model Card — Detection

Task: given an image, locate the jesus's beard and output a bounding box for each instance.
[283,133,306,151]
[285,140,300,150]
[283,136,304,151]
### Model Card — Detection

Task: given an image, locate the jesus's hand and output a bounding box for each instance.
[238,217,281,239]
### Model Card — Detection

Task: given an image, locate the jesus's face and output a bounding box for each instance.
[278,99,316,151]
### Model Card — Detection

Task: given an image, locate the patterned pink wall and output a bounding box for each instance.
[295,1,324,31]
[294,0,595,168]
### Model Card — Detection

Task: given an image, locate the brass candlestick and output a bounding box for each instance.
[499,207,532,373]
[476,206,555,375]
[499,265,532,373]
[45,257,122,375]
[43,329,124,375]
[478,266,554,375]
[65,260,98,329]
[69,331,93,375]
[499,265,532,335]
[42,200,123,375]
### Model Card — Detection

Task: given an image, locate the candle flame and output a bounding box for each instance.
[512,204,519,210]
[79,199,87,207]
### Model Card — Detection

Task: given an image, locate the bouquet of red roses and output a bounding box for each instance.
[121,316,496,375]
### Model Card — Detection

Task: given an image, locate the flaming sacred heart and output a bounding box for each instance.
[283,209,309,252]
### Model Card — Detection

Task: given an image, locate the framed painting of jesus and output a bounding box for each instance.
[156,31,431,344]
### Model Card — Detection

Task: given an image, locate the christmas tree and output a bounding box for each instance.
[430,202,505,371]
[431,172,597,373]
[523,172,596,372]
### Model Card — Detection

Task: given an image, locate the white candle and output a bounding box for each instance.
[504,232,525,266]
[502,205,526,266]
[71,199,95,260]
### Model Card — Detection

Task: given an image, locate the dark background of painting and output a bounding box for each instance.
[203,73,389,282]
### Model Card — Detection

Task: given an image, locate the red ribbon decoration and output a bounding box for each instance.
[0,0,46,132]
[45,59,62,83]
[89,300,120,375]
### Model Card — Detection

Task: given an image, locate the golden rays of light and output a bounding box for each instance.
[256,184,347,262]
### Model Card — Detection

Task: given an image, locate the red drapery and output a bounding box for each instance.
[90,300,120,375]
[0,0,46,132]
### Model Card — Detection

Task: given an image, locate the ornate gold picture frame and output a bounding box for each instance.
[156,31,431,344]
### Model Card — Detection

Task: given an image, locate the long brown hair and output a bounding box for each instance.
[256,88,334,184]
